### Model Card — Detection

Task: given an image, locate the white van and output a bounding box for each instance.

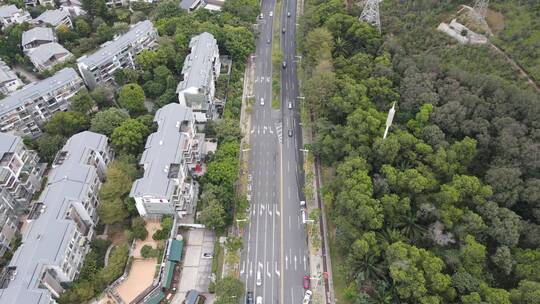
[256,296,263,304]
[256,270,262,286]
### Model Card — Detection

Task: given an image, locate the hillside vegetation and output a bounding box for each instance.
[299,0,540,303]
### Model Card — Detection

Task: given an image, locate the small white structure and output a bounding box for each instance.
[0,60,23,95]
[383,102,396,139]
[437,19,488,45]
[0,5,31,28]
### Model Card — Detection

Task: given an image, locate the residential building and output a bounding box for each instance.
[0,5,31,28]
[105,0,128,7]
[179,0,224,12]
[0,60,23,95]
[179,0,206,12]
[34,9,72,29]
[176,32,221,123]
[0,68,84,137]
[131,103,204,218]
[22,27,56,52]
[27,42,73,71]
[0,133,45,257]
[59,4,86,17]
[0,131,112,304]
[24,0,55,7]
[77,20,158,89]
[59,0,82,7]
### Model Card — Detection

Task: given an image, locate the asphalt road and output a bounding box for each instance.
[240,0,308,302]
[279,0,309,302]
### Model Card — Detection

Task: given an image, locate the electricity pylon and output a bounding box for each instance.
[383,102,396,140]
[473,0,489,20]
[359,0,381,33]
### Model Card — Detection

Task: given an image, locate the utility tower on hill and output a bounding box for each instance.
[360,0,381,33]
[473,0,489,20]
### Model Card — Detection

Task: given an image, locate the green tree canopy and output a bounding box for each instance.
[44,111,89,137]
[118,83,146,114]
[111,119,150,155]
[90,108,130,136]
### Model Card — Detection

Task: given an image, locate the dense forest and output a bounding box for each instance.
[299,0,540,303]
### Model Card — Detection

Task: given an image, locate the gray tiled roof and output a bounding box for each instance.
[77,20,155,69]
[0,67,79,116]
[27,42,71,67]
[0,5,19,18]
[0,131,108,304]
[22,27,55,47]
[130,103,193,200]
[0,132,19,154]
[59,131,109,165]
[176,32,217,93]
[179,0,205,10]
[34,9,69,26]
[0,59,18,84]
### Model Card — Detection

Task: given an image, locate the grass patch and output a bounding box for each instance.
[212,240,224,280]
[328,219,351,304]
[271,0,282,110]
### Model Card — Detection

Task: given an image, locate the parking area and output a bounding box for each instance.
[171,229,215,303]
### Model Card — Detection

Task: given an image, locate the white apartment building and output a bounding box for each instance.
[0,5,31,28]
[130,103,204,218]
[0,68,84,137]
[0,133,45,257]
[27,42,73,71]
[77,20,158,89]
[0,131,113,304]
[0,60,23,95]
[176,32,221,123]
[22,27,56,52]
[34,9,72,28]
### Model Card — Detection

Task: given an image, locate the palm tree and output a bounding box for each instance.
[333,36,350,58]
[397,212,427,242]
[368,281,394,304]
[376,228,404,247]
[350,253,385,281]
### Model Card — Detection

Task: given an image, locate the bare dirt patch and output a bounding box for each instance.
[486,9,505,33]
[113,220,162,303]
[116,259,157,303]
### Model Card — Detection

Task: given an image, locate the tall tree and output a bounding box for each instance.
[118,83,146,114]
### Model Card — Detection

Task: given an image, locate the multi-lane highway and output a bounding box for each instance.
[240,0,308,302]
[279,0,309,302]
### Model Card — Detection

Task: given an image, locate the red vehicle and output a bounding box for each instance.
[303,275,310,289]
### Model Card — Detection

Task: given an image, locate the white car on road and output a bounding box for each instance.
[260,98,264,106]
[303,290,312,304]
[269,11,273,17]
[256,270,262,286]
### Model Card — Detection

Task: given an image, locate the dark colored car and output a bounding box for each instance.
[288,129,293,137]
[246,291,254,304]
[303,275,310,289]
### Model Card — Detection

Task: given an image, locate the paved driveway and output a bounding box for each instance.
[171,229,215,304]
